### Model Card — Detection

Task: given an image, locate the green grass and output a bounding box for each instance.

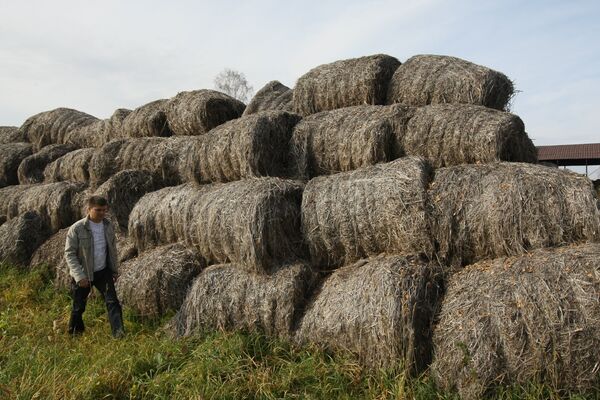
[0,263,594,399]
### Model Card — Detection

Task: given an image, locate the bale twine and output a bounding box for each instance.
[43,148,95,183]
[19,108,99,151]
[192,110,301,183]
[289,104,414,179]
[0,181,85,233]
[293,54,401,116]
[129,178,306,273]
[296,254,443,372]
[0,126,27,144]
[121,100,171,138]
[93,169,162,230]
[430,162,600,267]
[386,54,514,111]
[400,104,537,167]
[116,243,205,317]
[243,81,294,116]
[0,211,50,266]
[168,262,315,339]
[302,157,434,268]
[431,244,600,399]
[0,142,33,187]
[89,137,182,186]
[17,144,78,184]
[166,89,246,136]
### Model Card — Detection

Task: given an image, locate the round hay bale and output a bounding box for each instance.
[17,144,78,184]
[289,104,414,179]
[302,157,434,268]
[93,169,162,230]
[121,100,171,138]
[192,110,301,183]
[43,148,95,183]
[430,162,600,267]
[431,244,600,399]
[293,54,401,116]
[168,262,315,339]
[19,108,99,151]
[29,227,68,268]
[386,54,514,111]
[400,104,537,167]
[66,108,133,148]
[296,254,443,372]
[116,243,206,317]
[89,137,181,186]
[0,142,33,187]
[104,108,132,140]
[0,126,27,144]
[166,89,245,136]
[129,178,306,273]
[243,80,294,116]
[0,211,51,266]
[0,181,86,233]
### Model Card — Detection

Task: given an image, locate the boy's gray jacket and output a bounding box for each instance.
[64,217,119,283]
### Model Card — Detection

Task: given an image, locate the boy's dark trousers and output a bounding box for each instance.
[68,267,124,337]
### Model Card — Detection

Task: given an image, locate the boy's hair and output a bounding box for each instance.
[87,195,108,208]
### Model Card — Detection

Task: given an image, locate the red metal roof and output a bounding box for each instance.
[537,143,600,161]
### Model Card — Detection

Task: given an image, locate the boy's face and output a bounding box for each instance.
[88,205,108,222]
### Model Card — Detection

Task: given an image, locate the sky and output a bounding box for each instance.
[1,0,598,165]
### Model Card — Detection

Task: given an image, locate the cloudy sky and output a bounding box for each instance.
[1,0,598,153]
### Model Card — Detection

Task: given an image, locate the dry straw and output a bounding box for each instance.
[116,243,206,317]
[289,104,414,179]
[166,89,245,136]
[43,148,95,183]
[17,144,77,184]
[129,178,306,273]
[0,211,51,266]
[29,227,68,269]
[192,110,301,183]
[296,254,443,373]
[0,142,33,187]
[302,157,434,268]
[243,81,293,116]
[66,108,132,148]
[431,244,600,399]
[401,104,537,167]
[121,100,171,138]
[168,262,315,339]
[89,137,182,186]
[386,54,514,111]
[0,181,86,233]
[0,126,26,144]
[293,54,401,116]
[430,162,600,267]
[93,169,162,230]
[19,108,99,151]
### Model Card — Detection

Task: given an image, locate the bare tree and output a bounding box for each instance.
[214,68,254,103]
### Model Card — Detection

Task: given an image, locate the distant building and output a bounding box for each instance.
[537,143,600,177]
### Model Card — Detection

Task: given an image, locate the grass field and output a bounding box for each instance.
[0,263,594,400]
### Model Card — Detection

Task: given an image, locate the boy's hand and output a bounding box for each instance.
[78,278,90,288]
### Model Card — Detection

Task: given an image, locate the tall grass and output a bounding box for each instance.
[0,263,594,399]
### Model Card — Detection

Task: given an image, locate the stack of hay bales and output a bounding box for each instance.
[431,244,600,399]
[243,81,293,116]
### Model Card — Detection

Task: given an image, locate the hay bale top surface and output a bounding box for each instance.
[19,107,99,150]
[243,80,293,116]
[0,126,27,144]
[166,89,246,136]
[293,54,401,116]
[432,243,600,399]
[297,254,443,371]
[17,143,78,184]
[402,103,537,167]
[121,99,171,138]
[386,54,514,110]
[430,162,600,267]
[43,147,95,183]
